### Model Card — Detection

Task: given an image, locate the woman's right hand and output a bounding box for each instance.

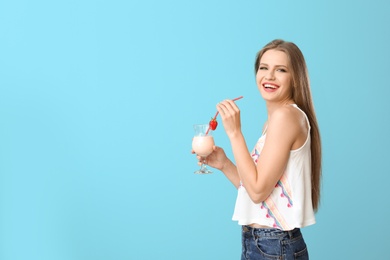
[192,146,228,171]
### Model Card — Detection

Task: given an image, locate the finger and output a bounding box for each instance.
[217,101,232,117]
[222,101,240,119]
[216,102,226,116]
[223,100,240,113]
[218,102,235,119]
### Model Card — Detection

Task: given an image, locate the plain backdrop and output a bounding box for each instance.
[1,0,389,259]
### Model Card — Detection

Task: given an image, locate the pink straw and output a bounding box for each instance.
[206,96,243,135]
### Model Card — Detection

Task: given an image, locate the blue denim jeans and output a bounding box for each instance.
[241,225,309,260]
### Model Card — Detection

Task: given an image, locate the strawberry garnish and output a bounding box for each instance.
[209,118,218,130]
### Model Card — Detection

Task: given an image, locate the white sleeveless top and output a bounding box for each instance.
[232,104,316,231]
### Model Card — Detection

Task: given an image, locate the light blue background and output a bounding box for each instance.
[1,0,389,259]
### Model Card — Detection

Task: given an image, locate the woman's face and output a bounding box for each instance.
[256,49,293,104]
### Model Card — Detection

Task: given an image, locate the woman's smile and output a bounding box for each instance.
[263,83,279,92]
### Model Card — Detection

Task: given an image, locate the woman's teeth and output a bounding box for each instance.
[264,84,277,89]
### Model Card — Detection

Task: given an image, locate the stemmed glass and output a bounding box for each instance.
[192,124,215,174]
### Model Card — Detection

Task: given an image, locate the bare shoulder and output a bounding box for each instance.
[269,105,303,129]
[268,105,308,149]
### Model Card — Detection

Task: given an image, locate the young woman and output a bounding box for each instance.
[199,39,321,259]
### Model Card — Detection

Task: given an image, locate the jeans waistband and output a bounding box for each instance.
[242,225,301,239]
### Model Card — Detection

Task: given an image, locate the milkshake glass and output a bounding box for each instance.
[192,124,215,174]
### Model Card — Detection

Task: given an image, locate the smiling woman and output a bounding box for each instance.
[2,0,389,258]
[257,49,293,103]
[197,39,322,260]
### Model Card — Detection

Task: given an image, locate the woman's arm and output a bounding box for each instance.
[217,101,303,203]
[218,154,241,188]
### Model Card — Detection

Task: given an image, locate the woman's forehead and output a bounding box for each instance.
[260,50,289,66]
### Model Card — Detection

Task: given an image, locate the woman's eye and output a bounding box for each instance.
[259,66,267,70]
[277,68,287,72]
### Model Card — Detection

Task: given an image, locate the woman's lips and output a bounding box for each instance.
[263,83,279,92]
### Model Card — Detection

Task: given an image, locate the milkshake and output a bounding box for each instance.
[192,124,214,174]
[192,135,214,157]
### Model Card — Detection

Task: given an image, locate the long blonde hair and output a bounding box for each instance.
[255,39,322,212]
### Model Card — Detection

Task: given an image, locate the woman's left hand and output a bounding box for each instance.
[216,99,241,138]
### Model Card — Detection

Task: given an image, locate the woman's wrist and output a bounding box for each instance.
[220,158,233,173]
[227,129,243,141]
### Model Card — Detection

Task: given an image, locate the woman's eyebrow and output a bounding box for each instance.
[260,63,288,68]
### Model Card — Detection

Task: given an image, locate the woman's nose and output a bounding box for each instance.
[265,70,275,80]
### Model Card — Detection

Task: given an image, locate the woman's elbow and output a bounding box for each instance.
[249,192,269,204]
